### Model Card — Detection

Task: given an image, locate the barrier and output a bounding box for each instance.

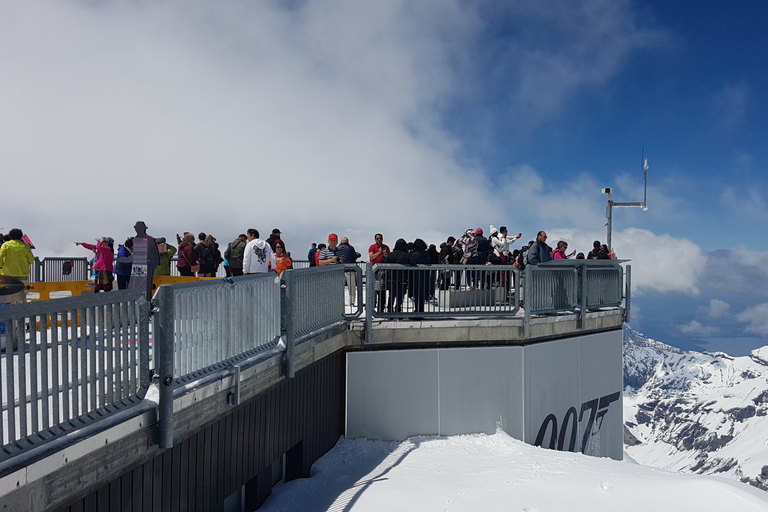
[1,259,628,456]
[368,263,520,318]
[0,289,150,462]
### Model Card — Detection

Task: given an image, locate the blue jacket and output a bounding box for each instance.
[336,243,359,264]
[527,241,552,265]
[114,246,133,276]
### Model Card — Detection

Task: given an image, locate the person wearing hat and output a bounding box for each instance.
[267,228,282,251]
[76,236,115,292]
[318,234,343,266]
[154,237,177,276]
[0,228,35,281]
[469,227,492,288]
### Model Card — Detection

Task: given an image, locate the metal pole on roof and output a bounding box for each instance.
[602,152,649,253]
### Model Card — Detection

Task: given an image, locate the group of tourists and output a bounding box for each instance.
[303,228,615,313]
[1,223,614,299]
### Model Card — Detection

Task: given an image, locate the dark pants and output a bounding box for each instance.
[230,267,244,277]
[179,267,194,277]
[117,275,130,290]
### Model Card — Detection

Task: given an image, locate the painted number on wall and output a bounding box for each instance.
[534,391,621,453]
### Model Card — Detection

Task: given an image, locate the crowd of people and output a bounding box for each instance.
[302,228,615,313]
[0,225,614,297]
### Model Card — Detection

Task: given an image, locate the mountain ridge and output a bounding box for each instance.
[623,325,768,491]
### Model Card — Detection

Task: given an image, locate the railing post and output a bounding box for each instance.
[578,265,586,329]
[154,285,175,449]
[624,264,631,324]
[365,263,374,343]
[523,268,531,338]
[281,271,296,378]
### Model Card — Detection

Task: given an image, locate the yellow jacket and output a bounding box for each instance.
[0,240,35,278]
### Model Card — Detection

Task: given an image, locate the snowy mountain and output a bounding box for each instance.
[623,325,768,491]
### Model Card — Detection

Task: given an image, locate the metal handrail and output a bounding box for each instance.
[0,289,150,462]
[368,263,520,318]
[2,257,627,454]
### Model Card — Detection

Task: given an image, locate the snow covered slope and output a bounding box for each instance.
[260,430,768,512]
[623,325,768,490]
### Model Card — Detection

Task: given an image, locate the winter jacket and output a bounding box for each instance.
[527,240,552,266]
[336,242,359,264]
[224,238,247,269]
[114,245,133,276]
[81,241,115,272]
[438,243,454,264]
[177,242,197,269]
[155,244,177,276]
[0,239,35,278]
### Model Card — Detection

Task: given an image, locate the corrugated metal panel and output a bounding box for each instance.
[57,351,346,512]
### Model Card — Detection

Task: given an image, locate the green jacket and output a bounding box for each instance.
[155,244,177,276]
[0,240,35,278]
[224,238,247,268]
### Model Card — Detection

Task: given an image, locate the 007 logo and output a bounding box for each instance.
[534,391,620,453]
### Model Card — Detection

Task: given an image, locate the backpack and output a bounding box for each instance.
[517,246,530,271]
[200,244,220,266]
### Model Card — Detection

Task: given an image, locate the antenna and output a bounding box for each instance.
[602,150,649,252]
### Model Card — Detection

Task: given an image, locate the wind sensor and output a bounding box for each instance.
[602,151,649,252]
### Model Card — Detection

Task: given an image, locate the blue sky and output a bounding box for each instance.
[2,1,767,353]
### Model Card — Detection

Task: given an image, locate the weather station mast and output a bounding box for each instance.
[601,152,649,252]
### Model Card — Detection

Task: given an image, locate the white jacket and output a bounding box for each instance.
[242,238,276,274]
[492,234,521,258]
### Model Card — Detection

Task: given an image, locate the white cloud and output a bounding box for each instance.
[609,228,706,294]
[679,320,718,337]
[706,299,730,319]
[737,304,768,336]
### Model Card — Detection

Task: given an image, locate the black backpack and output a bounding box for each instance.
[517,246,530,271]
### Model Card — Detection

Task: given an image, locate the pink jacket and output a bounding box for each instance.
[82,241,115,272]
[552,248,568,260]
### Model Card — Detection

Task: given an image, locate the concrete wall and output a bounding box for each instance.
[346,330,623,460]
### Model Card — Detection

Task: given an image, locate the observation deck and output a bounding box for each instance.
[0,260,628,511]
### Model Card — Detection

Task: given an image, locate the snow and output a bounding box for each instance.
[259,430,768,511]
[623,326,768,484]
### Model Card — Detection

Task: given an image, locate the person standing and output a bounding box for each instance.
[318,234,343,266]
[527,231,552,266]
[76,237,115,292]
[242,229,276,274]
[369,234,390,312]
[176,233,198,276]
[0,228,34,281]
[273,240,293,276]
[267,229,282,251]
[225,234,248,277]
[154,237,177,276]
[307,243,318,267]
[338,237,361,306]
[114,237,134,289]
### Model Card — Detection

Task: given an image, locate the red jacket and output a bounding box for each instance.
[177,242,197,268]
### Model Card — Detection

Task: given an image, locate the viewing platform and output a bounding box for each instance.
[0,260,628,511]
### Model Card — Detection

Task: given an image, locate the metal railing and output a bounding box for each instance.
[367,264,520,318]
[153,274,281,387]
[1,259,628,454]
[523,260,628,335]
[0,289,150,462]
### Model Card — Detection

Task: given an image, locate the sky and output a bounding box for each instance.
[3,1,768,353]
[258,430,768,511]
